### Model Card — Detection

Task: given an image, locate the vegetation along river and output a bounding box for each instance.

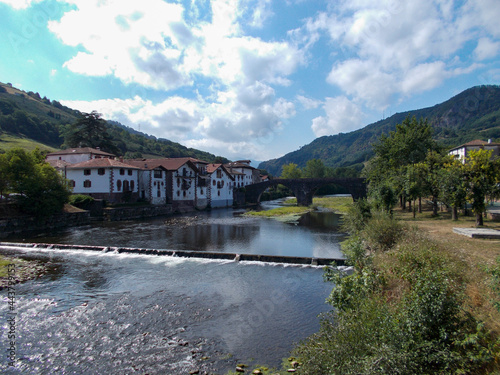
[0,199,346,374]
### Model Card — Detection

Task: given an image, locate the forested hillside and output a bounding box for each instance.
[260,85,500,176]
[0,82,226,162]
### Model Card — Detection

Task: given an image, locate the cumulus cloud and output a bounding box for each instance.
[474,38,500,61]
[311,96,365,137]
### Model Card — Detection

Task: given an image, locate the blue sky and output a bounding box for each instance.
[1,0,499,162]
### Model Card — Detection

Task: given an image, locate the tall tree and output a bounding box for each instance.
[281,163,303,179]
[462,149,499,226]
[2,148,71,217]
[303,159,326,178]
[63,111,120,155]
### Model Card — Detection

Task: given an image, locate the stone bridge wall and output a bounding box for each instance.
[244,178,367,206]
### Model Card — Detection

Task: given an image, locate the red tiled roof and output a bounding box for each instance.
[47,147,116,157]
[123,158,198,172]
[67,158,141,169]
[46,159,72,169]
[206,163,235,180]
[449,139,500,151]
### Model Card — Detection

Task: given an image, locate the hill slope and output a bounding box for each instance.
[0,82,226,162]
[259,85,500,176]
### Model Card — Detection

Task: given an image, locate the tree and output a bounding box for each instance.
[2,148,71,217]
[280,162,302,179]
[462,149,499,226]
[303,159,326,178]
[63,111,120,155]
[440,157,467,221]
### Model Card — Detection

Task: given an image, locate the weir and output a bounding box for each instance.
[0,242,345,267]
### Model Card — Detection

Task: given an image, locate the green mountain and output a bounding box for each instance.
[0,82,227,162]
[259,85,500,176]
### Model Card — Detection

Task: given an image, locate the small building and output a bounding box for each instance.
[449,139,500,162]
[225,160,261,187]
[66,158,141,203]
[206,164,235,208]
[46,147,115,165]
[124,158,203,211]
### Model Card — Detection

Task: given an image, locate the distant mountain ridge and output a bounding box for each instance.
[0,81,227,162]
[259,85,500,176]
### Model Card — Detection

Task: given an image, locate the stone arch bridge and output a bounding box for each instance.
[243,178,367,206]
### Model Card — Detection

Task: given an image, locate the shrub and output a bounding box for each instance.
[69,194,94,209]
[341,198,372,234]
[362,211,403,252]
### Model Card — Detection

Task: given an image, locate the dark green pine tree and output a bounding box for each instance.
[63,111,120,155]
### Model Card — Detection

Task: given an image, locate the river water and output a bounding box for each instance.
[0,200,345,374]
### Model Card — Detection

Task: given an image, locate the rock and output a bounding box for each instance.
[287,370,297,373]
[236,366,245,373]
[189,370,199,374]
[291,361,299,368]
[253,370,262,375]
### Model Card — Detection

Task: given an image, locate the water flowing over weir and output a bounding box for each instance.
[0,203,347,374]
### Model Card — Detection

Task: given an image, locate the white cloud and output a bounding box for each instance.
[296,95,321,110]
[311,96,365,137]
[474,38,500,61]
[0,0,42,9]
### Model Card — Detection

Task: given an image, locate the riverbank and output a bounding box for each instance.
[0,254,50,289]
[245,196,353,223]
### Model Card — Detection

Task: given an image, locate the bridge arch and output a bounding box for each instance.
[244,178,367,206]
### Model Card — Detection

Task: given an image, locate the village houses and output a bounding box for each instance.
[45,148,259,211]
[449,139,500,162]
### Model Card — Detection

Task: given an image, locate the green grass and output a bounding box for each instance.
[245,206,312,217]
[311,196,353,213]
[0,133,58,153]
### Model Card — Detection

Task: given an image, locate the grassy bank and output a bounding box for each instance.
[0,255,48,288]
[246,196,353,222]
[291,205,500,374]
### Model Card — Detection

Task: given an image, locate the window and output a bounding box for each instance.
[213,180,216,186]
[123,180,130,192]
[98,168,105,175]
[84,169,91,176]
[83,180,91,188]
[154,169,162,178]
[120,169,125,175]
[177,178,181,187]
[183,191,187,197]
[128,169,133,176]
[216,170,222,178]
[117,180,122,191]
[200,189,204,195]
[177,191,180,196]
[218,191,220,196]
[130,180,135,190]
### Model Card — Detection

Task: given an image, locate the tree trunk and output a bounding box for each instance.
[418,197,422,213]
[413,200,416,219]
[452,206,458,221]
[476,212,484,227]
[432,197,438,217]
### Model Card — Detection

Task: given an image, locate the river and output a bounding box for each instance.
[0,199,346,374]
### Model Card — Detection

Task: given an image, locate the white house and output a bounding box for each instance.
[66,158,141,203]
[124,158,204,211]
[449,139,500,162]
[46,147,115,164]
[225,160,260,187]
[206,164,235,208]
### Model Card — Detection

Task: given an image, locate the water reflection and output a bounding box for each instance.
[14,205,345,259]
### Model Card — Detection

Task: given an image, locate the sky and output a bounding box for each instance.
[1,0,499,163]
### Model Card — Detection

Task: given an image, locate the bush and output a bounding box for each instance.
[341,198,372,234]
[362,211,403,252]
[69,194,94,209]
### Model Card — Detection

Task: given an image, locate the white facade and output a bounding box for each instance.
[449,139,500,163]
[207,164,234,208]
[46,147,115,165]
[66,159,140,202]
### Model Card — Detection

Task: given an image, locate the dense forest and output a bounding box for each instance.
[259,85,500,176]
[0,82,227,162]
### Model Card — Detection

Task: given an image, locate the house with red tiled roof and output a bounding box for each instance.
[66,158,141,203]
[449,139,500,162]
[206,164,235,208]
[46,147,115,164]
[124,158,206,211]
[225,160,261,187]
